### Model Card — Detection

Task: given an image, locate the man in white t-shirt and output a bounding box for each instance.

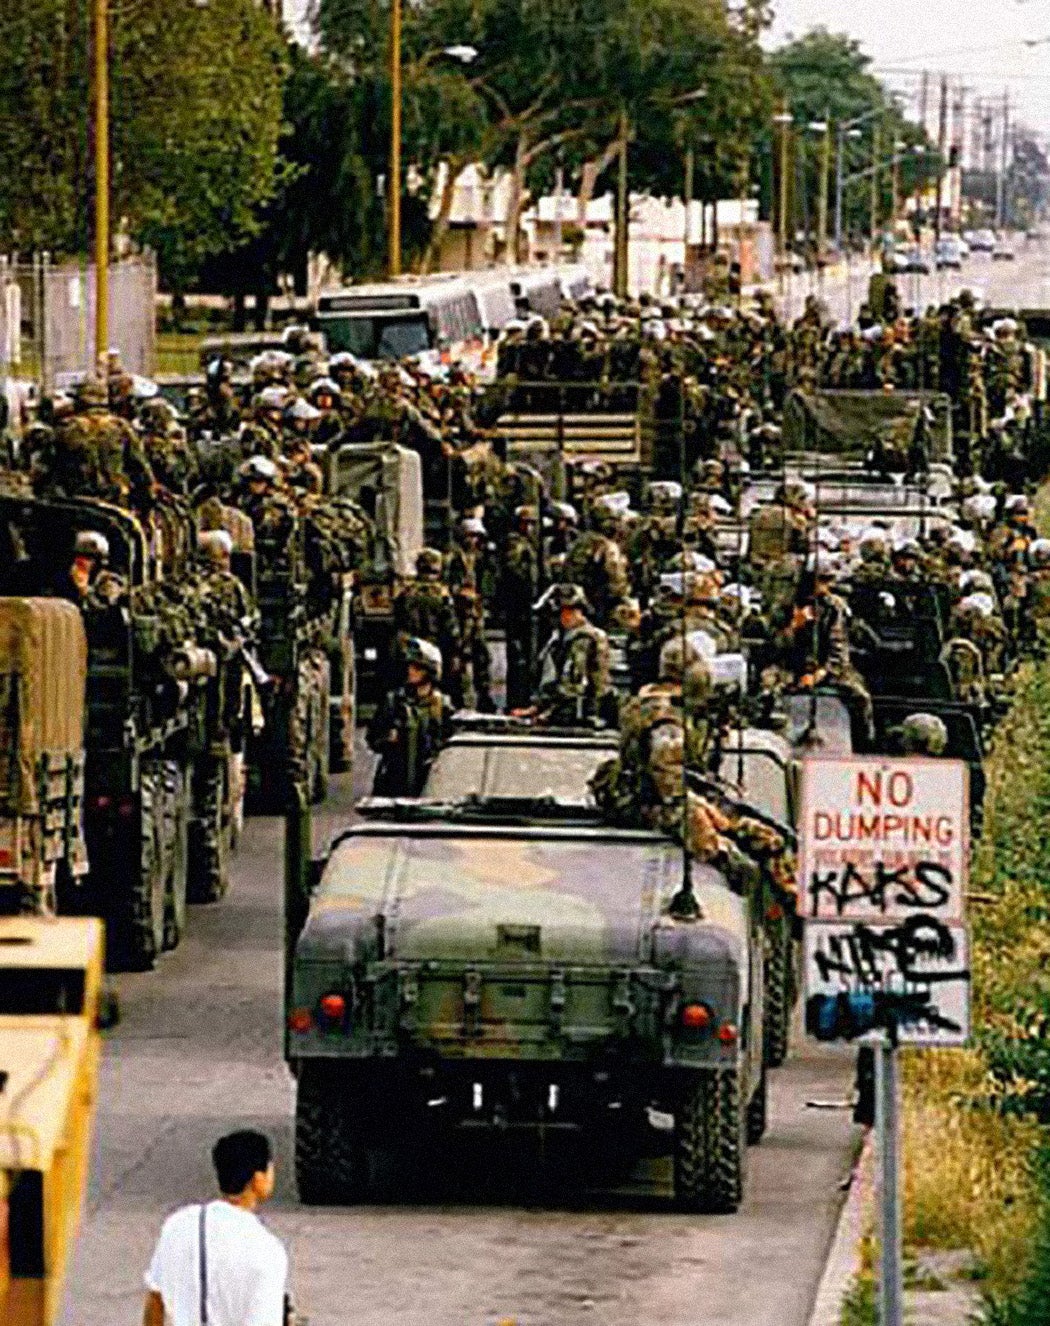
[143,1130,289,1326]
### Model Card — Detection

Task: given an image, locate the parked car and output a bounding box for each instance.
[992,240,1016,262]
[935,238,964,270]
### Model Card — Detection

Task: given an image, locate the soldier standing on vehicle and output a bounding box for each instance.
[534,584,613,726]
[502,504,542,711]
[143,1129,289,1326]
[445,516,494,711]
[367,637,454,796]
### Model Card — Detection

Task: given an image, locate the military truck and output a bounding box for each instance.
[322,442,424,721]
[0,599,89,915]
[284,783,767,1213]
[0,493,246,969]
[245,488,371,808]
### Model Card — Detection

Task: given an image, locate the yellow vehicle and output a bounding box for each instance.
[0,916,103,1326]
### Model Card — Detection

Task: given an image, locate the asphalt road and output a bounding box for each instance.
[779,234,1050,326]
[63,751,861,1326]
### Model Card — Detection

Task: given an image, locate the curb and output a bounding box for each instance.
[808,1131,874,1326]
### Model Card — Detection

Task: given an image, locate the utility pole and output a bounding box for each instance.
[915,71,930,237]
[683,144,694,255]
[935,74,948,246]
[614,109,630,297]
[776,101,792,263]
[870,119,881,246]
[997,91,1010,228]
[388,0,402,277]
[93,0,109,373]
[817,112,832,259]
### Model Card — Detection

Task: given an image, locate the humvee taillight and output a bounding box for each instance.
[680,1003,712,1030]
[319,993,347,1023]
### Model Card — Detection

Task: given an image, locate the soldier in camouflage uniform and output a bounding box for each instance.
[534,584,613,726]
[34,378,154,510]
[628,481,681,607]
[445,516,494,711]
[367,637,454,796]
[140,399,199,496]
[748,480,813,626]
[898,712,949,756]
[393,547,462,696]
[502,504,542,710]
[563,500,630,628]
[58,530,128,611]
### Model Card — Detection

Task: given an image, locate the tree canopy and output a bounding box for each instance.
[0,0,287,283]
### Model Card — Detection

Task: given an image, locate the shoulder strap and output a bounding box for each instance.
[199,1203,209,1326]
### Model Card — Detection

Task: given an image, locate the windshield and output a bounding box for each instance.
[320,312,431,359]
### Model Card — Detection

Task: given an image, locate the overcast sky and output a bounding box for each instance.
[767,0,1050,136]
[283,0,1050,136]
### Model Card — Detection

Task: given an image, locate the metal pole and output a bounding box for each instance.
[870,121,881,249]
[877,1035,904,1326]
[817,116,831,261]
[778,102,791,262]
[935,75,948,248]
[614,109,629,298]
[554,161,565,258]
[93,0,110,373]
[684,144,694,252]
[388,0,402,277]
[834,127,845,252]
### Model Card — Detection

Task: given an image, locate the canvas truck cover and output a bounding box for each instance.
[783,390,953,464]
[326,443,424,579]
[0,599,87,814]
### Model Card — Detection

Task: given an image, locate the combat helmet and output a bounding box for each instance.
[415,547,444,580]
[899,713,948,756]
[403,636,442,680]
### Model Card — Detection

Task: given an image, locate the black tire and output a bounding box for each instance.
[673,1069,747,1214]
[311,658,331,806]
[162,762,190,952]
[764,919,792,1070]
[187,758,229,904]
[108,769,165,972]
[295,1068,372,1205]
[746,1067,768,1146]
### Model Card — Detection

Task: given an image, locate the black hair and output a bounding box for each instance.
[212,1130,272,1196]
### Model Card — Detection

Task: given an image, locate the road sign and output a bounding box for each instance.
[799,757,969,922]
[804,918,971,1047]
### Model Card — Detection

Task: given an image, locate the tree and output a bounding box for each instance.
[0,0,287,285]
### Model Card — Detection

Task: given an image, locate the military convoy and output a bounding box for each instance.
[0,493,246,968]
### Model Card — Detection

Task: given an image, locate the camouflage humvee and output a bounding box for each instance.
[285,799,766,1214]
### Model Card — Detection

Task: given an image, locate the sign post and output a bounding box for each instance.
[799,756,972,1326]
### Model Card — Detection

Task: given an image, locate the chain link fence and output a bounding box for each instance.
[4,252,157,389]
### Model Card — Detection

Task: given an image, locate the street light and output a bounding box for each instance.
[93,0,210,374]
[388,31,479,279]
[807,118,831,260]
[833,106,884,252]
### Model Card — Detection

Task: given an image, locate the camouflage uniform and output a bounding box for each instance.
[445,528,493,711]
[502,511,542,710]
[563,516,630,629]
[393,550,462,689]
[536,588,612,726]
[36,380,154,509]
[367,683,454,796]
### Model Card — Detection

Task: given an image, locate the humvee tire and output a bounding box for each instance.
[764,918,792,1069]
[295,1068,372,1205]
[109,765,165,971]
[674,1069,746,1214]
[162,761,190,952]
[188,758,230,904]
[746,1068,768,1145]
